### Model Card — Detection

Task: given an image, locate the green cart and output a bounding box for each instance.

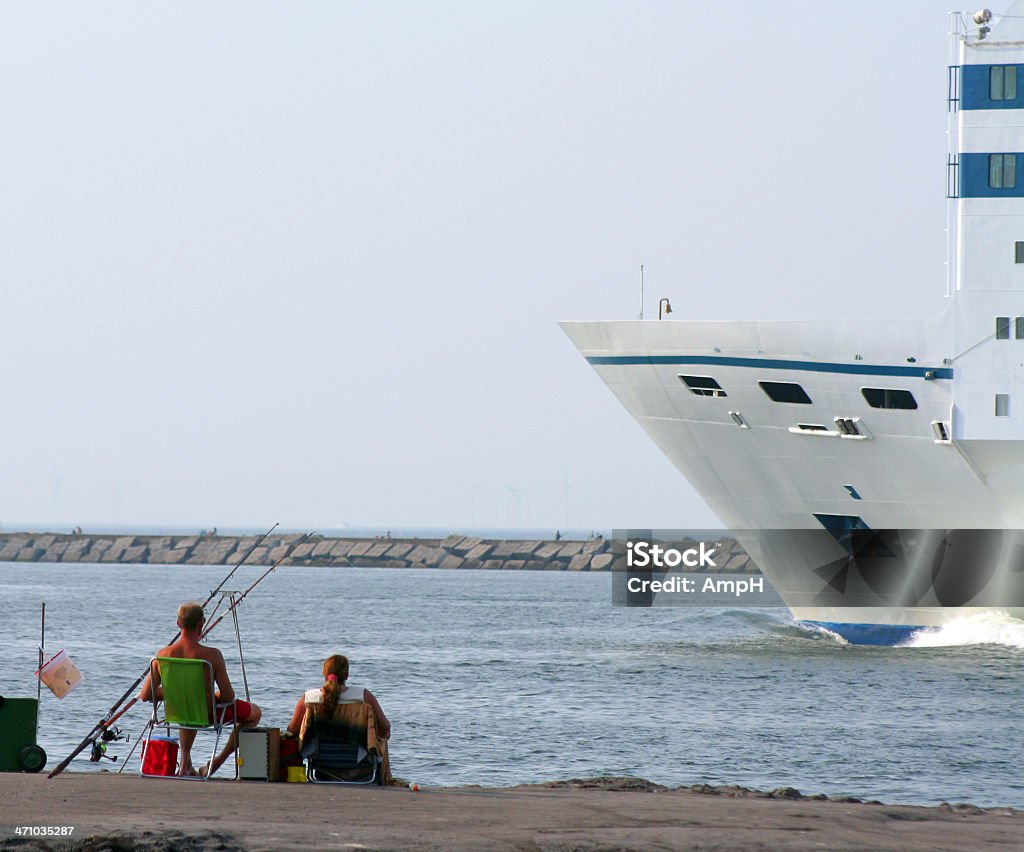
[0,696,46,772]
[1,604,50,772]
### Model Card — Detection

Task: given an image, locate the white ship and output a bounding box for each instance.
[562,8,1024,644]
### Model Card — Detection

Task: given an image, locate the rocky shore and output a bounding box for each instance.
[0,532,760,573]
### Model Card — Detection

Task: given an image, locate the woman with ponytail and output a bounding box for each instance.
[287,654,391,741]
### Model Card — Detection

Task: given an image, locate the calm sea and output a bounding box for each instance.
[3,561,1023,807]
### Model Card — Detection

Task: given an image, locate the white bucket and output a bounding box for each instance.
[36,649,83,699]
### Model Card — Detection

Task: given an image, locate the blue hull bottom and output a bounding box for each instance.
[805,621,928,646]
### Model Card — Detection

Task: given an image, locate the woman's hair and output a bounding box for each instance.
[321,654,349,717]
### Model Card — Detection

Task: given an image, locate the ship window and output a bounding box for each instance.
[796,423,828,432]
[861,388,918,410]
[991,65,1018,101]
[759,381,812,404]
[679,374,726,397]
[997,316,1011,339]
[990,154,1016,189]
[996,393,1010,416]
[1016,242,1024,263]
[1016,317,1024,338]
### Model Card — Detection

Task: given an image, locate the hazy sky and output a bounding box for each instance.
[1,2,955,531]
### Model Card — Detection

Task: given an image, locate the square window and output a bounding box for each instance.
[997,316,1011,339]
[759,381,812,404]
[991,65,1017,101]
[678,374,726,398]
[996,394,1010,416]
[1016,241,1024,263]
[861,388,918,410]
[992,65,1004,99]
[990,154,1017,189]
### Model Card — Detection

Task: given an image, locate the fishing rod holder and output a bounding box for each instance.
[209,589,251,704]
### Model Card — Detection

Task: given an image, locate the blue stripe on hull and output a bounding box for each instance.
[584,354,953,380]
[806,621,928,646]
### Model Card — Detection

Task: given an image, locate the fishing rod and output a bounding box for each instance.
[195,523,280,626]
[202,533,313,702]
[46,523,280,778]
[200,534,311,639]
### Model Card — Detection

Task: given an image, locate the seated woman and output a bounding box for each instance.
[287,653,390,740]
[288,654,392,782]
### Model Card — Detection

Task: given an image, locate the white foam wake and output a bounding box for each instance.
[905,611,1024,649]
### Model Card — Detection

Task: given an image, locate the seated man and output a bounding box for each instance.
[139,602,262,777]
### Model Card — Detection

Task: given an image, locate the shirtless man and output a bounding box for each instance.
[140,602,262,777]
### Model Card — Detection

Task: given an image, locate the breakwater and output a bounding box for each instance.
[0,532,759,572]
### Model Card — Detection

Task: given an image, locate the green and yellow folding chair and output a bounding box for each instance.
[140,657,237,780]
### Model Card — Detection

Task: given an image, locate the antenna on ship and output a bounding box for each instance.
[639,264,644,319]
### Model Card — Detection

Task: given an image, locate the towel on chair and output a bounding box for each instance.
[299,700,392,783]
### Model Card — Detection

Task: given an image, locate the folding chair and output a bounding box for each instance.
[140,657,237,780]
[299,701,385,785]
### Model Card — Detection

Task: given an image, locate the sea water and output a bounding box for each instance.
[2,561,1023,807]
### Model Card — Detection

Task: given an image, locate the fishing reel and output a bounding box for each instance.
[89,726,128,763]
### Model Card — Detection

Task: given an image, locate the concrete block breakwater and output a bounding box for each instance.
[0,533,760,573]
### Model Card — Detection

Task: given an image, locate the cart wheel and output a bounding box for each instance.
[18,745,46,773]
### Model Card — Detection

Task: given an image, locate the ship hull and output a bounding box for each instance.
[562,312,1024,644]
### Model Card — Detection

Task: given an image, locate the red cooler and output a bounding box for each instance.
[141,736,179,776]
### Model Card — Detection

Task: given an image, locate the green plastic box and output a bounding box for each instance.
[0,697,46,772]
